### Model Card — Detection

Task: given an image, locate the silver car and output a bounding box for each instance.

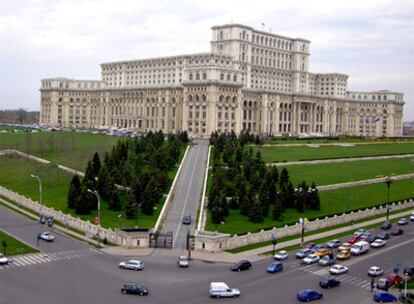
[178,256,189,267]
[119,260,144,271]
[40,232,55,242]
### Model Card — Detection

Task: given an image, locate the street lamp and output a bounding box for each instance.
[87,189,101,246]
[30,174,42,215]
[385,176,392,221]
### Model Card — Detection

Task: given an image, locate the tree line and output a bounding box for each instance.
[66,131,188,221]
[208,131,320,224]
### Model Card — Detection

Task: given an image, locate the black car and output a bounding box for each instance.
[380,222,392,230]
[403,266,414,277]
[391,228,403,236]
[377,232,390,240]
[182,215,192,225]
[319,278,341,289]
[363,235,377,243]
[121,283,149,296]
[231,260,252,272]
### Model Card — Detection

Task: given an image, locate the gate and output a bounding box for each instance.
[149,231,173,249]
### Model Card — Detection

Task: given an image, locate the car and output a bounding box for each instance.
[273,250,289,261]
[295,249,315,259]
[386,274,403,285]
[178,256,189,268]
[209,282,240,298]
[326,240,341,248]
[231,260,252,272]
[373,291,397,303]
[266,262,283,273]
[311,244,326,251]
[119,260,144,271]
[403,266,414,277]
[380,221,392,230]
[347,235,361,244]
[354,228,365,236]
[329,264,348,275]
[397,218,408,225]
[360,232,372,240]
[303,243,316,249]
[297,289,323,302]
[338,242,352,251]
[0,254,8,265]
[410,212,414,221]
[303,254,320,265]
[121,283,149,296]
[364,235,378,243]
[182,215,192,225]
[315,248,331,257]
[350,241,370,256]
[319,278,340,289]
[336,250,351,260]
[391,228,403,236]
[39,232,55,242]
[368,266,384,277]
[377,278,392,290]
[319,255,336,266]
[371,239,386,248]
[377,232,390,240]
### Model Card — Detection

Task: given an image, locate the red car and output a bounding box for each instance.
[391,228,404,236]
[347,235,361,244]
[386,274,403,285]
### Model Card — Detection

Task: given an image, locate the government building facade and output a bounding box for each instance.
[40,24,404,137]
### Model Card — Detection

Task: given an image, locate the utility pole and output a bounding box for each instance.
[30,174,42,215]
[385,176,392,221]
[87,189,101,247]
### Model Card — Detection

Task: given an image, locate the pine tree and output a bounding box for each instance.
[92,152,101,177]
[279,168,289,188]
[125,191,137,219]
[108,190,121,211]
[97,165,111,200]
[248,197,264,223]
[67,175,81,209]
[141,177,159,215]
[83,160,97,191]
[272,196,284,220]
[76,186,92,215]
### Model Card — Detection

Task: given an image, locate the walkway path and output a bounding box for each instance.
[257,141,413,148]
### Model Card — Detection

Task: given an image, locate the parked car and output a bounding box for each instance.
[338,242,352,251]
[182,215,192,225]
[315,248,331,257]
[326,240,341,248]
[319,278,340,289]
[397,218,408,225]
[360,231,371,238]
[371,239,386,248]
[319,255,336,266]
[231,260,252,272]
[209,282,240,298]
[297,289,323,302]
[336,250,351,260]
[303,254,320,265]
[40,232,55,242]
[311,244,326,251]
[368,266,384,277]
[386,274,403,285]
[121,283,149,296]
[350,241,370,256]
[274,250,288,261]
[119,260,144,271]
[266,262,283,273]
[347,235,361,244]
[377,232,390,240]
[364,235,378,243]
[410,212,414,221]
[303,243,316,249]
[377,278,392,290]
[380,221,392,230]
[354,228,365,236]
[0,254,8,265]
[373,291,397,303]
[391,228,404,236]
[403,266,414,277]
[178,256,189,268]
[329,264,348,275]
[296,249,315,259]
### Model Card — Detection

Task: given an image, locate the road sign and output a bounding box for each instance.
[47,217,54,228]
[271,235,277,245]
[94,216,100,225]
[299,218,303,224]
[304,218,309,224]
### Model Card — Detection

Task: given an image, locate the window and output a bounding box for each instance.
[220,73,224,80]
[202,73,207,80]
[189,73,193,80]
[233,75,237,82]
[227,74,231,81]
[196,73,200,80]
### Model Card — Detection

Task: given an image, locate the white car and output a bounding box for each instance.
[354,229,365,236]
[410,212,414,221]
[40,232,55,242]
[209,282,240,298]
[178,256,189,268]
[0,254,8,265]
[329,264,349,275]
[274,250,289,260]
[326,239,342,248]
[371,239,386,248]
[303,254,320,265]
[118,260,144,271]
[368,266,384,277]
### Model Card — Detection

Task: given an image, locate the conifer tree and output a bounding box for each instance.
[125,191,137,219]
[67,175,81,209]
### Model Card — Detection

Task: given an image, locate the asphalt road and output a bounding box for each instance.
[1,202,413,303]
[160,139,209,250]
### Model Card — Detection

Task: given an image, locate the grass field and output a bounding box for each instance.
[0,131,118,171]
[205,178,414,235]
[253,143,414,163]
[283,157,414,186]
[0,230,38,256]
[262,137,414,145]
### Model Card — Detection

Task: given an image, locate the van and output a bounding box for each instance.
[209,282,240,298]
[350,241,370,256]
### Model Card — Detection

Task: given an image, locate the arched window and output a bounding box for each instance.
[220,73,224,80]
[202,73,207,80]
[233,75,237,82]
[227,74,231,81]
[189,73,193,80]
[196,73,200,80]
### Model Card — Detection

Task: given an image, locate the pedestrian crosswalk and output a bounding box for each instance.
[0,248,102,270]
[293,263,372,290]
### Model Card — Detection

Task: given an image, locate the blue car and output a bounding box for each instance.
[295,249,315,259]
[266,262,283,273]
[297,289,323,302]
[373,291,397,303]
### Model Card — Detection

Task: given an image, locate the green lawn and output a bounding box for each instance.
[0,230,38,256]
[0,126,31,131]
[0,131,119,171]
[262,137,414,145]
[205,178,414,235]
[283,157,414,186]
[253,143,414,163]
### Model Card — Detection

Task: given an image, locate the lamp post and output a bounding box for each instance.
[30,174,42,215]
[271,235,277,256]
[118,214,124,230]
[87,189,101,246]
[385,176,392,221]
[295,187,306,247]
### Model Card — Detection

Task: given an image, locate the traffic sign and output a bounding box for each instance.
[94,216,100,225]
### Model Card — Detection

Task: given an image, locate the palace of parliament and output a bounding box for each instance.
[40,23,404,137]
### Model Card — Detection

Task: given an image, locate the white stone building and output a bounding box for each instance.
[40,23,404,137]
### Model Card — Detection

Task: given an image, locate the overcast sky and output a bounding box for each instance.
[0,0,413,120]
